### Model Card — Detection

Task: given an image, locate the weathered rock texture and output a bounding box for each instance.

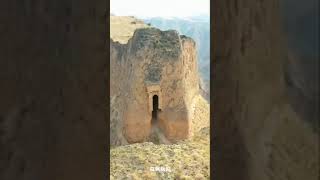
[110,16,199,145]
[280,0,319,130]
[213,0,319,180]
[0,1,107,180]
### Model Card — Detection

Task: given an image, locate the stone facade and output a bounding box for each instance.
[110,17,199,144]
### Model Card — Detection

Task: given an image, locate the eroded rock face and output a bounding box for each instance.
[158,109,191,142]
[110,16,199,145]
[213,0,319,180]
[280,0,319,130]
[0,1,107,180]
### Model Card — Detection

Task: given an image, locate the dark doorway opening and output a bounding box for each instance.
[152,95,159,123]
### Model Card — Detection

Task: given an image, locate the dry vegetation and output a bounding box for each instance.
[110,16,210,179]
[110,96,210,179]
[110,16,151,44]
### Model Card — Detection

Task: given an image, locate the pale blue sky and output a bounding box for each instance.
[110,0,210,18]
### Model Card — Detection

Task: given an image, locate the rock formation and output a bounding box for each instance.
[213,0,319,180]
[0,1,107,180]
[110,16,200,145]
[143,16,211,100]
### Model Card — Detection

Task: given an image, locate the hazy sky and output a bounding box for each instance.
[110,0,210,18]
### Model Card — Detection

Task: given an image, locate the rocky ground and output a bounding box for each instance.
[110,95,210,179]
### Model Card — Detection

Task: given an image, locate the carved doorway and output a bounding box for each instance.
[152,95,159,123]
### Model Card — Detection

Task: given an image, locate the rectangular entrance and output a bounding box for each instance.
[152,95,159,123]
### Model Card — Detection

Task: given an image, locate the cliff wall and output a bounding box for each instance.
[0,1,107,180]
[110,16,199,145]
[213,0,319,180]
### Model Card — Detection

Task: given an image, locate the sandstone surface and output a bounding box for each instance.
[110,16,200,145]
[110,94,210,179]
[212,1,319,180]
[0,1,107,180]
